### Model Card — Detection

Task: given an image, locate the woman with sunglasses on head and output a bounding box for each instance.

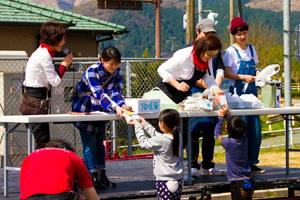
[20,21,73,149]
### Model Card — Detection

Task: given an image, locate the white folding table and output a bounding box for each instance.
[0,107,300,196]
[0,112,189,197]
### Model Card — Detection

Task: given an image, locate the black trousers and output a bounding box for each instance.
[231,180,254,200]
[176,118,216,170]
[189,129,215,170]
[25,123,50,149]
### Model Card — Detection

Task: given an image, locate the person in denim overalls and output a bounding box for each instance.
[224,17,265,174]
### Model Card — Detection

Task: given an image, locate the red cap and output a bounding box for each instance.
[230,17,249,34]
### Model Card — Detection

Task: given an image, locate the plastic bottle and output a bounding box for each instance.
[122,111,140,122]
[122,111,133,122]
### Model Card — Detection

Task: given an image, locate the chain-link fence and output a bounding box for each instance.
[0,57,168,167]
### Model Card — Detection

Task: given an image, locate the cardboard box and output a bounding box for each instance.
[125,98,160,114]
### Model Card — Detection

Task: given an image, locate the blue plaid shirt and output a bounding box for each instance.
[72,62,126,134]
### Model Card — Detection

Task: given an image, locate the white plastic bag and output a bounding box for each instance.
[179,95,213,112]
[240,94,264,109]
[256,64,280,85]
[224,93,244,109]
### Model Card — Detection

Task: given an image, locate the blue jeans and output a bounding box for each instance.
[79,128,106,172]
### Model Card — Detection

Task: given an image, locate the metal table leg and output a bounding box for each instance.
[28,124,33,155]
[285,114,290,174]
[4,123,8,197]
[179,119,183,175]
[187,117,192,185]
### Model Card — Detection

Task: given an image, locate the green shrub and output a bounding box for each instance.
[281,90,300,99]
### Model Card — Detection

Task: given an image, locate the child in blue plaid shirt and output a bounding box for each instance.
[72,46,131,190]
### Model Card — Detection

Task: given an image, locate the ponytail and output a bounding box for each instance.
[159,109,181,158]
[172,126,180,158]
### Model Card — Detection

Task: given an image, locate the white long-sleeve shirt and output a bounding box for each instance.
[24,46,61,87]
[157,46,218,90]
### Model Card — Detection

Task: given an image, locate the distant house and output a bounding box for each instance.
[0,0,128,57]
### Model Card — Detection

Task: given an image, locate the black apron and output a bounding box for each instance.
[157,65,208,104]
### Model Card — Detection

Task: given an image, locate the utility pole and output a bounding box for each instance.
[283,0,292,164]
[237,0,242,19]
[155,0,161,58]
[230,0,235,45]
[198,0,203,22]
[186,0,195,44]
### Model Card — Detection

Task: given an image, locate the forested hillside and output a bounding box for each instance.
[70,0,300,58]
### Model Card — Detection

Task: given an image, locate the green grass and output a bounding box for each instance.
[209,115,299,147]
[259,144,300,154]
[282,90,300,99]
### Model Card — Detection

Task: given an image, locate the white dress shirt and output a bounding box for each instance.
[157,46,218,90]
[24,46,61,87]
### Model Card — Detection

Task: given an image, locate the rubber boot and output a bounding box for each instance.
[90,172,106,190]
[98,169,117,187]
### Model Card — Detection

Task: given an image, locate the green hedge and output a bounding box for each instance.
[281,90,300,99]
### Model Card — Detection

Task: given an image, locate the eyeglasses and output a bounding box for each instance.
[206,53,217,58]
[63,38,67,42]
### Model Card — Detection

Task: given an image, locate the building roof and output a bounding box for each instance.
[0,0,128,35]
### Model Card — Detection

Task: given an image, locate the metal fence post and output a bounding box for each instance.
[126,61,133,155]
[126,61,132,98]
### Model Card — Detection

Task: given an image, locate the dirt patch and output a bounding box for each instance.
[245,0,300,12]
[258,152,300,168]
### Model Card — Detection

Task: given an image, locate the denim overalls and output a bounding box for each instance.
[229,44,261,165]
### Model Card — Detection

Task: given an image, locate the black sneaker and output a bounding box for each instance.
[250,164,266,174]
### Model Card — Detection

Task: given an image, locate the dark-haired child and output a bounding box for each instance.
[224,17,265,174]
[72,46,132,190]
[20,139,99,200]
[215,105,255,200]
[127,109,183,200]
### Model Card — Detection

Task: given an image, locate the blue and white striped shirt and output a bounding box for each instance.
[72,62,125,134]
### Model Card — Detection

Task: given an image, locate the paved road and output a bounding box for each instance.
[213,99,300,153]
[292,99,300,107]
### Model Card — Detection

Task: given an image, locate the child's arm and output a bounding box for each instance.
[127,116,161,138]
[142,122,161,137]
[215,105,230,149]
[134,122,162,151]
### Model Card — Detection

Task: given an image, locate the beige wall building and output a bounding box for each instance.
[0,27,100,57]
[0,0,128,57]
